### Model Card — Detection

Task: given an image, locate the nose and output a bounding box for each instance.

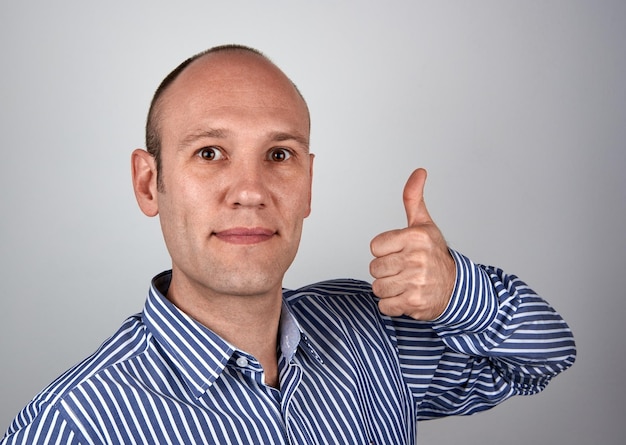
[225,161,269,209]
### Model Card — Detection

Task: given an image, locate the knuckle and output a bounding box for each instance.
[369,258,382,278]
[369,237,379,256]
[371,279,384,297]
[372,278,399,298]
[378,299,402,317]
[406,227,429,244]
[406,293,425,309]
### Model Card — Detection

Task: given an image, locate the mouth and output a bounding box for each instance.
[213,227,277,245]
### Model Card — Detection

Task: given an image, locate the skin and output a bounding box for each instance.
[132,49,455,389]
[132,51,313,387]
[370,168,456,321]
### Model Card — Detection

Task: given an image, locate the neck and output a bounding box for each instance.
[166,271,282,388]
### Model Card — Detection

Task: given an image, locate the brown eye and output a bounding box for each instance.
[268,148,291,162]
[198,146,224,161]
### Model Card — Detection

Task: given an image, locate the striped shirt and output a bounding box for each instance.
[1,250,576,444]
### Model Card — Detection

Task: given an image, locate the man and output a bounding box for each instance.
[1,45,575,444]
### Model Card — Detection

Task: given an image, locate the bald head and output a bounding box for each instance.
[145,45,310,188]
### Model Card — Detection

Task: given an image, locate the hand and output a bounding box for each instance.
[369,168,456,320]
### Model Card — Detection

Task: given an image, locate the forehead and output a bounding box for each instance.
[156,51,310,136]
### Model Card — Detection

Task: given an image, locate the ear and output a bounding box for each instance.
[131,149,159,217]
[304,153,315,218]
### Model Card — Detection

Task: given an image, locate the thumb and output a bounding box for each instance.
[403,168,433,226]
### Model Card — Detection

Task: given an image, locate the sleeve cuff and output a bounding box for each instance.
[432,249,499,335]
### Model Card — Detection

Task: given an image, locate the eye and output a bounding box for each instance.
[268,147,292,162]
[198,146,224,161]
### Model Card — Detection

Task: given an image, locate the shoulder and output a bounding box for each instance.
[285,278,377,312]
[46,314,150,398]
[6,314,151,436]
[284,279,391,337]
[285,278,374,299]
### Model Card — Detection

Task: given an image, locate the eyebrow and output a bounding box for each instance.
[179,128,310,151]
[267,131,310,150]
[179,128,228,148]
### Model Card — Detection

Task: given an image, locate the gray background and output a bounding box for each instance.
[1,1,624,444]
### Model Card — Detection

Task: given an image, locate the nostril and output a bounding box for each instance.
[230,189,267,208]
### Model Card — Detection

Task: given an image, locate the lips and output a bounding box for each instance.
[213,227,276,245]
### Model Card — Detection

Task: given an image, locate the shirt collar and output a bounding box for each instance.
[280,300,307,361]
[142,271,234,399]
[142,271,323,399]
[282,301,324,365]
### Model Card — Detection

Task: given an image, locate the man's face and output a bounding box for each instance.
[152,52,313,300]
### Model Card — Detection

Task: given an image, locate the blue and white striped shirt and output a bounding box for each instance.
[2,250,575,444]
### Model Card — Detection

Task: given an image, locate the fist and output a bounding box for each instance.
[369,168,456,320]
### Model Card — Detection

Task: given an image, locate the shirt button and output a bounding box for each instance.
[236,357,249,367]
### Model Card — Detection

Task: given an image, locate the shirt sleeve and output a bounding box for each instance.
[389,249,576,420]
[1,398,84,445]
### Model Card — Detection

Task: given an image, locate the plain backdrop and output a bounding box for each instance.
[1,1,624,444]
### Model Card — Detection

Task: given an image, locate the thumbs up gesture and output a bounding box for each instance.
[369,169,456,320]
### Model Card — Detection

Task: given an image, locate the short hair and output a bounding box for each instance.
[144,44,307,191]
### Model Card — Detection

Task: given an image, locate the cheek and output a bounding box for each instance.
[157,184,198,235]
[156,194,184,244]
[301,178,313,217]
[283,179,312,219]
[288,164,312,200]
[302,195,312,218]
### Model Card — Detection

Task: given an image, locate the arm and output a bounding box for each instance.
[371,169,576,418]
[390,249,575,419]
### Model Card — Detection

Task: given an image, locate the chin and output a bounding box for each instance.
[207,269,285,298]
